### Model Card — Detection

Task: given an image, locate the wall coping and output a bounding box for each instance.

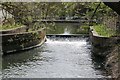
[1,28,46,36]
[0,25,26,32]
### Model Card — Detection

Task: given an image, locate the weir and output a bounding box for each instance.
[2,35,107,78]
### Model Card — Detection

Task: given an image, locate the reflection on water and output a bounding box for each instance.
[46,23,82,34]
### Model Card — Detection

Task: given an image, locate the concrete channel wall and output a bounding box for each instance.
[89,26,117,57]
[1,27,46,55]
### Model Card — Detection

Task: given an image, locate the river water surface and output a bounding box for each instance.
[2,23,107,78]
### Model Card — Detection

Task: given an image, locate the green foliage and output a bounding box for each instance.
[2,2,113,22]
[86,2,116,19]
[1,2,116,31]
[93,24,116,37]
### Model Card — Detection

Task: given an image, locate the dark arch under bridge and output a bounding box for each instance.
[103,2,120,15]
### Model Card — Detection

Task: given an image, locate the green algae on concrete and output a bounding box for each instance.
[93,24,116,37]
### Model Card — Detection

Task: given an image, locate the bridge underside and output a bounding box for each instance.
[103,2,120,15]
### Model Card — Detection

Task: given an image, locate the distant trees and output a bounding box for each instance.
[1,2,115,29]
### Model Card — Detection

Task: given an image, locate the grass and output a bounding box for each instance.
[93,24,116,37]
[0,24,22,30]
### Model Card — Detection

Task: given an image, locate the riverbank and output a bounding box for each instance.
[89,25,119,79]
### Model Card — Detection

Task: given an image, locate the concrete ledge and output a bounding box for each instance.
[46,34,88,37]
[0,25,27,34]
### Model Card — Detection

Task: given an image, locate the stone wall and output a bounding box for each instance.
[89,26,119,79]
[105,15,120,79]
[103,16,117,31]
[105,45,119,79]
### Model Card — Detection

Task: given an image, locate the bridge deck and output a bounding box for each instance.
[33,20,96,23]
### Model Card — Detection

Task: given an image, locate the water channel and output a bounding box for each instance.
[2,23,107,78]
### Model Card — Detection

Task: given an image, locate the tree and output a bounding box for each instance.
[1,2,116,30]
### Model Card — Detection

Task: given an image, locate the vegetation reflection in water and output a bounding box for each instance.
[46,23,89,34]
[2,23,107,78]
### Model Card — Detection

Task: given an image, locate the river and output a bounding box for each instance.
[2,23,107,78]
